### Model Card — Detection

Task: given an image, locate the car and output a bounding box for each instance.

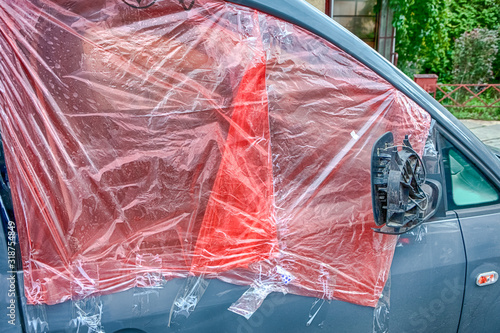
[0,0,499,332]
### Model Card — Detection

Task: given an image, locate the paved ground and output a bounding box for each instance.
[461,119,500,150]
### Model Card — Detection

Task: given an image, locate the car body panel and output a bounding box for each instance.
[0,209,23,333]
[456,205,500,332]
[0,0,499,332]
[19,279,374,332]
[390,217,466,333]
[14,215,466,333]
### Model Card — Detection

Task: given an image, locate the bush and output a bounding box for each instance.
[452,28,499,84]
[389,0,500,83]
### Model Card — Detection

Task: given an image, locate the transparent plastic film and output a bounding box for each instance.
[133,254,164,316]
[229,284,275,320]
[306,298,327,327]
[0,0,278,306]
[224,15,430,312]
[228,265,291,319]
[23,304,49,333]
[373,272,391,333]
[70,296,104,333]
[135,254,163,289]
[168,275,209,325]
[0,0,431,322]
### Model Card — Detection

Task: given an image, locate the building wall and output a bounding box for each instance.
[306,0,326,12]
[305,0,395,63]
[377,0,396,62]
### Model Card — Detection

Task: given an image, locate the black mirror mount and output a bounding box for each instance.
[371,132,438,235]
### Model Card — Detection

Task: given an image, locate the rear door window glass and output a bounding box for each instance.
[443,142,500,209]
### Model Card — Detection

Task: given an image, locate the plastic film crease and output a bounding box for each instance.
[70,296,104,333]
[228,265,292,319]
[23,303,49,333]
[133,254,163,316]
[373,272,391,333]
[168,275,210,326]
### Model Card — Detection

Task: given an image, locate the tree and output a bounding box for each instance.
[389,0,500,82]
[389,0,451,79]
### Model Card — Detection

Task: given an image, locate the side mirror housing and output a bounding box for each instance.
[371,132,441,235]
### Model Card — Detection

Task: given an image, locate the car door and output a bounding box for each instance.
[0,1,479,333]
[0,127,467,333]
[389,215,466,333]
[438,131,500,332]
[0,128,468,333]
[376,125,467,333]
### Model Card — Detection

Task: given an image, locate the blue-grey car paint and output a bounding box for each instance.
[0,0,499,332]
[0,197,23,333]
[455,205,500,333]
[389,217,466,333]
[439,125,500,332]
[5,215,466,332]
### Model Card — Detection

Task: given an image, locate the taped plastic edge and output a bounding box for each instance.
[70,296,104,333]
[135,254,163,289]
[373,271,391,333]
[228,284,274,320]
[168,275,210,326]
[228,265,292,319]
[24,303,49,333]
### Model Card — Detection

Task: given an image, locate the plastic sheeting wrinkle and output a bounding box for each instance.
[168,276,210,326]
[306,298,325,327]
[70,298,104,333]
[228,266,292,320]
[372,272,391,333]
[178,0,195,10]
[133,289,161,316]
[25,305,49,333]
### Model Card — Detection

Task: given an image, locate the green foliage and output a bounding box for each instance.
[435,82,500,117]
[389,0,500,83]
[493,29,500,82]
[388,0,452,79]
[448,108,500,121]
[448,0,500,40]
[452,28,499,84]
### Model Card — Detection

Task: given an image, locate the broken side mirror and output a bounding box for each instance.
[371,132,442,235]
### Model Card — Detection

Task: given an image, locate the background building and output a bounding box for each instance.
[307,0,396,64]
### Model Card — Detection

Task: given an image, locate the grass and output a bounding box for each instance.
[448,107,500,120]
[435,85,500,120]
